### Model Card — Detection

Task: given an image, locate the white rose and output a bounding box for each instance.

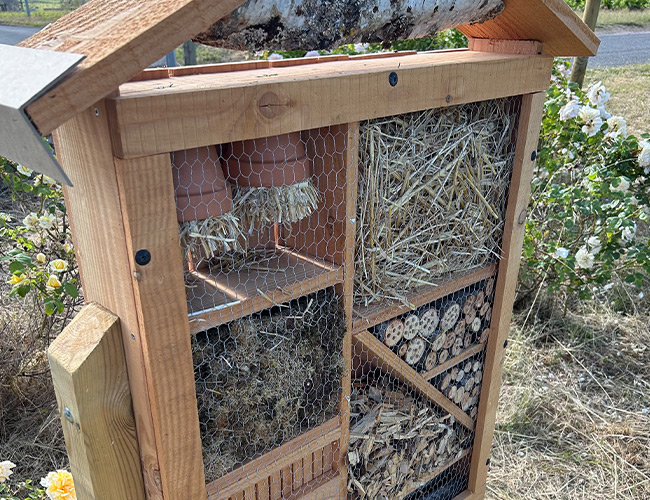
[554,247,570,259]
[586,81,610,106]
[578,106,601,123]
[0,460,16,484]
[559,100,581,121]
[304,50,320,58]
[575,247,595,269]
[268,53,283,61]
[586,236,602,255]
[598,105,611,120]
[605,116,627,139]
[639,140,650,172]
[622,224,637,243]
[17,164,32,176]
[578,106,603,137]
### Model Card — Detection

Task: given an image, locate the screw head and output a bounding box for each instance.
[531,150,538,161]
[446,95,452,103]
[486,458,491,466]
[94,107,100,117]
[389,72,398,87]
[135,249,151,266]
[504,340,509,348]
[64,407,74,424]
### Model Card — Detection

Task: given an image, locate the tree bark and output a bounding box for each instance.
[195,0,505,52]
[570,0,601,87]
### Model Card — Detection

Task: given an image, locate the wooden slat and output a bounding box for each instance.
[282,466,292,498]
[206,418,340,500]
[424,343,487,381]
[187,254,344,333]
[52,102,163,500]
[468,38,543,55]
[107,52,553,158]
[288,470,340,500]
[402,448,471,499]
[270,471,282,500]
[354,330,474,430]
[20,0,248,135]
[257,478,270,500]
[292,459,304,491]
[458,0,600,57]
[468,92,546,493]
[353,265,498,333]
[47,303,145,500]
[113,153,206,500]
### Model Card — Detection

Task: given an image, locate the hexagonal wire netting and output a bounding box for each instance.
[171,97,521,498]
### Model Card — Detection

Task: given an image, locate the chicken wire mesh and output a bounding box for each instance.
[193,288,346,483]
[354,97,521,307]
[169,97,520,498]
[350,276,496,500]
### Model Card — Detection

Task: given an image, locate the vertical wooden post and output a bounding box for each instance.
[53,102,206,500]
[570,0,601,87]
[114,153,207,500]
[48,303,145,500]
[337,123,359,499]
[183,41,197,65]
[467,92,546,496]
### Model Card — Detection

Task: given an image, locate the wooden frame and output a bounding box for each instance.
[50,47,552,500]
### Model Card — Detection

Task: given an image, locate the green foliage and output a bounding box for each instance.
[259,29,468,60]
[0,479,45,500]
[521,60,650,300]
[565,0,650,8]
[0,156,80,324]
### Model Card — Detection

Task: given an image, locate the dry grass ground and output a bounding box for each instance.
[595,8,650,29]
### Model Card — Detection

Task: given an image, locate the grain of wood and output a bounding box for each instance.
[108,52,553,159]
[459,0,600,57]
[20,0,249,135]
[468,92,547,493]
[52,102,163,500]
[48,303,145,500]
[114,153,207,500]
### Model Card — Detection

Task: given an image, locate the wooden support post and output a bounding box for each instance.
[48,303,145,500]
[467,92,546,495]
[183,41,197,66]
[570,0,601,87]
[53,102,206,500]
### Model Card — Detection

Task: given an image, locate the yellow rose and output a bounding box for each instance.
[50,259,68,273]
[8,273,27,285]
[63,243,74,254]
[23,213,39,230]
[40,470,76,500]
[46,275,62,291]
[36,253,47,264]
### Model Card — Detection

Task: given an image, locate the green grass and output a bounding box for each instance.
[596,7,650,27]
[586,64,650,136]
[0,1,76,27]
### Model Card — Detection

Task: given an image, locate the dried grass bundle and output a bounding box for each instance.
[232,180,320,231]
[355,99,520,306]
[178,212,245,261]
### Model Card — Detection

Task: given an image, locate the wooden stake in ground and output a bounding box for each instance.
[570,0,601,87]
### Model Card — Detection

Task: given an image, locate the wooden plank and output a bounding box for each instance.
[282,465,292,498]
[47,303,145,500]
[257,478,270,500]
[468,92,546,493]
[20,0,248,135]
[113,153,206,500]
[206,418,340,500]
[353,265,497,333]
[354,330,474,430]
[287,470,339,500]
[187,254,344,333]
[458,0,600,57]
[468,38,543,55]
[313,448,323,481]
[52,102,163,500]
[292,459,304,491]
[107,52,553,158]
[303,453,314,484]
[424,343,487,380]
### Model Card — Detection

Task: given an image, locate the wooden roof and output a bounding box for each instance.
[20,0,598,137]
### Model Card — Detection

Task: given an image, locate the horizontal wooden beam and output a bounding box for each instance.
[107,51,553,158]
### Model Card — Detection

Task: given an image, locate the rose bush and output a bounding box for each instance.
[520,60,650,302]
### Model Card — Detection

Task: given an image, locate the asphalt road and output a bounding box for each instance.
[0,24,40,45]
[1,23,649,68]
[591,30,650,68]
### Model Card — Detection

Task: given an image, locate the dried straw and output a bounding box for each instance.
[179,212,245,261]
[354,99,520,306]
[232,179,320,232]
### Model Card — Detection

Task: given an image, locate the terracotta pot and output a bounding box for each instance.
[224,132,311,187]
[171,145,233,222]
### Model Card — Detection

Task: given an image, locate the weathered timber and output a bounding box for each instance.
[195,0,505,51]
